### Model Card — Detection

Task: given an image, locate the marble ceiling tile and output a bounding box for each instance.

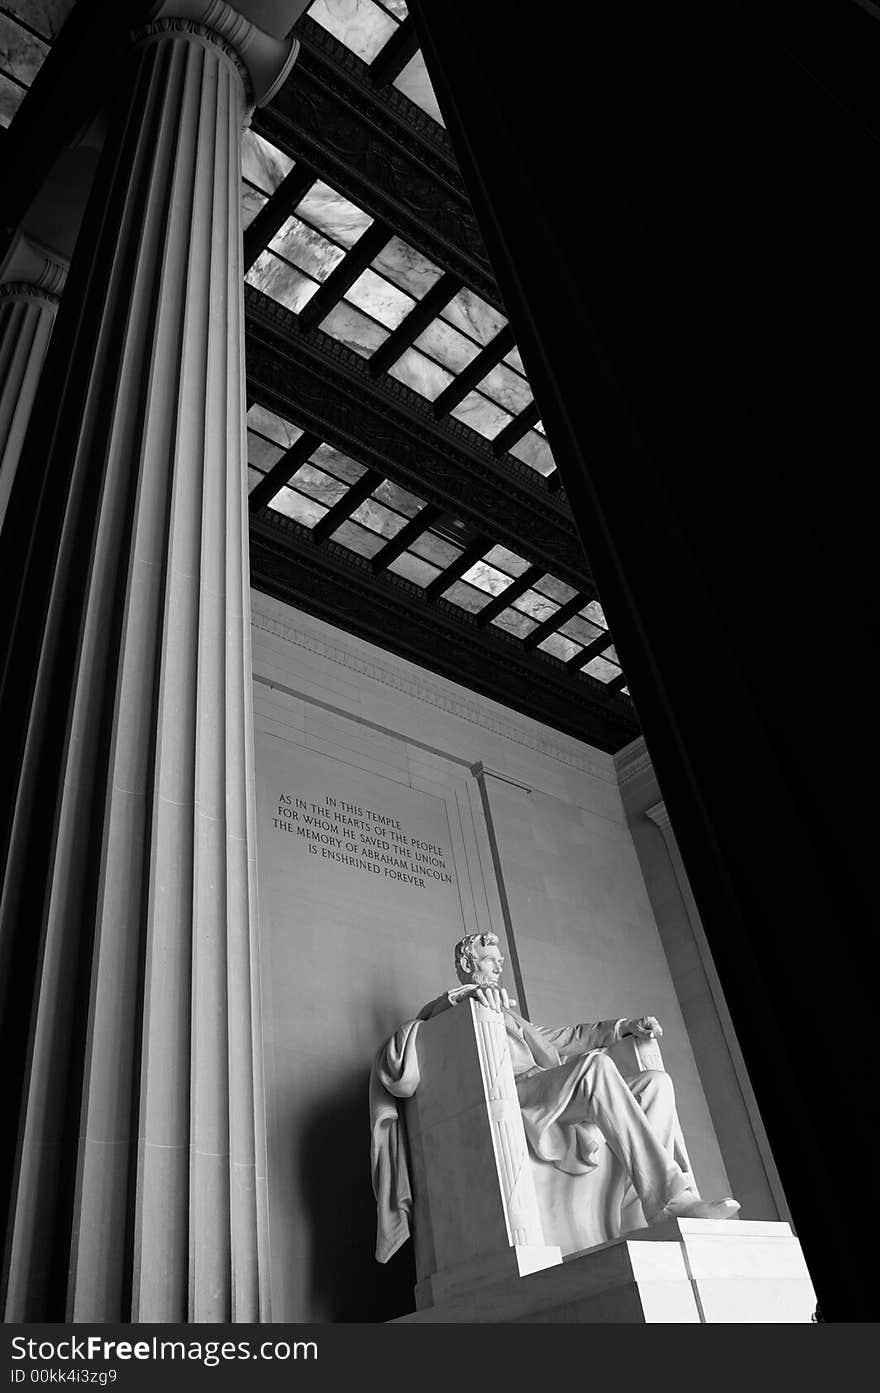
[582,655,621,683]
[414,318,481,374]
[241,182,267,229]
[491,608,538,639]
[245,252,319,313]
[388,347,453,401]
[296,181,373,248]
[504,346,526,375]
[247,404,302,450]
[559,615,604,647]
[442,580,491,614]
[373,479,425,517]
[331,519,387,558]
[538,632,582,662]
[371,236,442,299]
[308,0,397,62]
[388,552,440,588]
[346,268,414,329]
[482,543,530,578]
[269,488,327,528]
[393,51,445,126]
[242,130,293,194]
[270,216,344,281]
[290,463,350,507]
[409,532,461,569]
[319,300,390,357]
[477,361,533,415]
[443,288,507,346]
[580,599,608,630]
[4,2,74,42]
[449,391,511,439]
[0,13,49,87]
[461,560,512,597]
[0,71,25,127]
[514,589,559,623]
[246,433,285,473]
[509,430,555,475]
[351,498,408,539]
[311,444,366,484]
[535,574,577,604]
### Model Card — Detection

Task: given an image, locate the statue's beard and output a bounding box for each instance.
[472,969,501,987]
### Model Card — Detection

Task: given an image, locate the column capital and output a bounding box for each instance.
[141,1,299,106]
[0,235,68,304]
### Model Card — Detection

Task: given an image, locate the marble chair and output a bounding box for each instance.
[404,997,682,1310]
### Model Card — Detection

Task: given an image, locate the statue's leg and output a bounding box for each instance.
[625,1069,696,1192]
[554,1054,693,1221]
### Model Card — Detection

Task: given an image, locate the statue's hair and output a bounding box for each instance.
[454,932,500,984]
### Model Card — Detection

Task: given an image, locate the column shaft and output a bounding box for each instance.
[0,21,266,1322]
[0,286,59,531]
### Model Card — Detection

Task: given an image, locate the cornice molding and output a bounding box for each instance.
[250,600,618,783]
[644,798,671,832]
[613,735,655,787]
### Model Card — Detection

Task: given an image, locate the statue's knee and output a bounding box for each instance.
[641,1068,673,1096]
[589,1051,621,1080]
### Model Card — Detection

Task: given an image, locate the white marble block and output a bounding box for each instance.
[405,999,562,1308]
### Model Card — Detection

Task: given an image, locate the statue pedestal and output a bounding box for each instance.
[394,1219,817,1323]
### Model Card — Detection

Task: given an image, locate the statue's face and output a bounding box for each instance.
[467,942,504,988]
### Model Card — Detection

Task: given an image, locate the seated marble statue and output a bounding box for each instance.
[371,932,739,1262]
[436,933,741,1228]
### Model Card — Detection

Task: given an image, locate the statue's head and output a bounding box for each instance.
[454,932,505,988]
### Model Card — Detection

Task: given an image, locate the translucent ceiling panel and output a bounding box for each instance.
[513,589,559,624]
[268,487,328,528]
[382,1,408,17]
[408,532,462,569]
[318,301,390,357]
[449,392,511,440]
[288,462,351,508]
[582,655,622,683]
[393,51,445,126]
[330,519,387,559]
[388,348,453,401]
[509,430,555,476]
[442,580,491,614]
[350,497,409,539]
[241,183,267,229]
[535,574,578,604]
[270,216,345,281]
[248,404,302,449]
[414,318,481,375]
[504,346,526,375]
[581,599,608,629]
[482,544,531,578]
[388,552,442,588]
[0,10,48,80]
[491,608,538,639]
[373,479,425,517]
[558,614,605,647]
[295,181,373,247]
[442,288,507,346]
[309,444,366,485]
[242,129,294,194]
[346,269,415,329]
[0,70,25,127]
[371,236,443,299]
[460,560,513,597]
[476,362,533,416]
[538,633,581,662]
[246,252,319,313]
[308,0,397,61]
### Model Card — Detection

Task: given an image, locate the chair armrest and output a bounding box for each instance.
[605,1033,664,1075]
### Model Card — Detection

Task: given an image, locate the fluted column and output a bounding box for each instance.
[0,244,67,531]
[0,4,296,1323]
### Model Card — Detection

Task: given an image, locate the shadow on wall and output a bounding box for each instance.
[297,1069,415,1322]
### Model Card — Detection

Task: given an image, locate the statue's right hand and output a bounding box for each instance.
[463,985,516,1012]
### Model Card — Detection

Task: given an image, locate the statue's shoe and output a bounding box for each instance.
[656,1192,741,1222]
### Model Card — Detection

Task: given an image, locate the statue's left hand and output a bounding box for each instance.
[623,1015,663,1039]
[470,986,517,1012]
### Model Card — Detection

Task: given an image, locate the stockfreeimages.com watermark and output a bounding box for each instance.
[11,1335,316,1376]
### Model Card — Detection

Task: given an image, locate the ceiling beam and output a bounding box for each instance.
[250,509,638,753]
[245,285,596,592]
[492,400,540,458]
[368,272,460,377]
[248,430,322,512]
[522,591,591,651]
[474,564,545,628]
[431,324,517,418]
[565,629,614,671]
[370,17,420,86]
[424,537,489,602]
[297,221,392,332]
[254,15,503,311]
[243,162,317,272]
[310,467,384,544]
[369,502,444,574]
